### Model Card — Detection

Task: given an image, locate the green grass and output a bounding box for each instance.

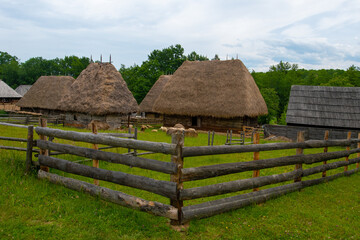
[0,125,359,239]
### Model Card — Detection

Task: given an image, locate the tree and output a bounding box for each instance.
[258,88,280,124]
[212,54,220,60]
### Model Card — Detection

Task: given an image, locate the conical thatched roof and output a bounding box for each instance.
[59,63,138,115]
[16,76,75,110]
[139,75,171,113]
[152,60,268,118]
[15,85,32,96]
[0,80,22,98]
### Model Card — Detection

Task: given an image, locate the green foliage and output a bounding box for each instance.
[120,44,208,103]
[258,88,280,124]
[0,51,90,88]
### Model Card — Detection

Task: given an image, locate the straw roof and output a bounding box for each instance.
[15,85,32,96]
[0,80,22,98]
[16,76,75,110]
[59,63,138,115]
[139,75,171,113]
[287,85,360,129]
[152,60,268,118]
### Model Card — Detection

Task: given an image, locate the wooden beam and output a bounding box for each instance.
[322,130,329,177]
[294,131,304,182]
[179,169,303,200]
[25,125,34,174]
[35,127,177,155]
[181,148,360,182]
[303,157,360,177]
[36,140,177,174]
[252,133,260,191]
[0,136,28,142]
[38,155,177,199]
[0,122,28,128]
[38,118,49,172]
[344,132,352,172]
[91,122,99,186]
[182,139,359,157]
[38,170,178,220]
[357,133,360,169]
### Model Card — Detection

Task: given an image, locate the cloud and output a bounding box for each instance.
[0,0,360,71]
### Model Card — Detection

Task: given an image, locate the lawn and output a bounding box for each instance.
[0,124,359,239]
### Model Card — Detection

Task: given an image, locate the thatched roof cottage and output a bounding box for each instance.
[16,76,75,115]
[15,85,32,96]
[264,85,360,141]
[139,75,171,119]
[0,80,21,101]
[58,62,138,128]
[0,80,21,111]
[152,60,268,131]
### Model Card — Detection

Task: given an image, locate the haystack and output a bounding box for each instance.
[139,75,171,118]
[16,76,75,114]
[58,63,138,128]
[15,85,32,96]
[152,60,267,131]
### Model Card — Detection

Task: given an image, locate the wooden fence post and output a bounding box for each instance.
[170,130,186,227]
[294,131,304,182]
[211,131,215,146]
[208,131,211,146]
[322,130,329,177]
[91,122,99,186]
[128,127,132,154]
[252,132,260,191]
[25,125,34,174]
[357,133,360,169]
[344,131,352,172]
[134,127,138,157]
[39,118,49,172]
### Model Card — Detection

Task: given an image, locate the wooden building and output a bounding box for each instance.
[152,60,268,131]
[0,80,22,111]
[16,76,75,115]
[15,85,32,96]
[58,62,138,129]
[265,85,360,140]
[139,75,171,119]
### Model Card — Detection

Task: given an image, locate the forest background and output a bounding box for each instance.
[1,44,359,124]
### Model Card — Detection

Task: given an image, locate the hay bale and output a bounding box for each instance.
[185,128,198,137]
[141,125,148,131]
[174,123,185,129]
[151,129,158,132]
[160,126,168,132]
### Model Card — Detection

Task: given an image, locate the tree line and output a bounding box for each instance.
[1,45,359,125]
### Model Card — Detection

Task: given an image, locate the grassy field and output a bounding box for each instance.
[0,124,359,239]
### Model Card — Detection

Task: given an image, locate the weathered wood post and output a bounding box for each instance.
[91,122,99,186]
[322,130,329,177]
[294,131,304,182]
[25,125,34,174]
[211,131,215,146]
[170,130,185,228]
[128,127,132,154]
[357,133,360,169]
[208,131,211,146]
[134,127,138,156]
[344,131,352,172]
[39,118,49,172]
[252,132,260,191]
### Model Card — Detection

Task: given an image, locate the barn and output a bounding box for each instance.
[58,62,138,129]
[0,80,22,111]
[139,75,171,119]
[152,60,268,131]
[265,85,360,140]
[16,76,75,115]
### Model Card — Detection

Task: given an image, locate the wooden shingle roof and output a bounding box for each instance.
[286,85,360,129]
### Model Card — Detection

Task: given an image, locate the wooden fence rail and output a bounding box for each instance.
[1,121,360,229]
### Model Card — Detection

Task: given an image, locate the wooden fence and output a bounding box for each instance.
[1,122,360,228]
[0,114,64,126]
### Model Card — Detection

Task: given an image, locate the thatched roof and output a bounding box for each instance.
[152,60,268,118]
[287,85,360,129]
[139,75,171,113]
[0,80,22,98]
[15,85,32,96]
[16,76,75,110]
[59,63,138,115]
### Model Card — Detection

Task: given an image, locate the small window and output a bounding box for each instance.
[154,113,160,118]
[73,115,77,121]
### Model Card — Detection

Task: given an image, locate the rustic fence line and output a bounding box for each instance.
[0,114,64,126]
[1,121,360,228]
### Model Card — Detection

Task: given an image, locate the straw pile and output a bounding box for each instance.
[153,60,268,118]
[59,63,138,115]
[16,76,74,110]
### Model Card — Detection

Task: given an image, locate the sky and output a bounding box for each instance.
[1,0,360,72]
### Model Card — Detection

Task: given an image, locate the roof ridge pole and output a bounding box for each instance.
[100,54,102,63]
[109,54,112,64]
